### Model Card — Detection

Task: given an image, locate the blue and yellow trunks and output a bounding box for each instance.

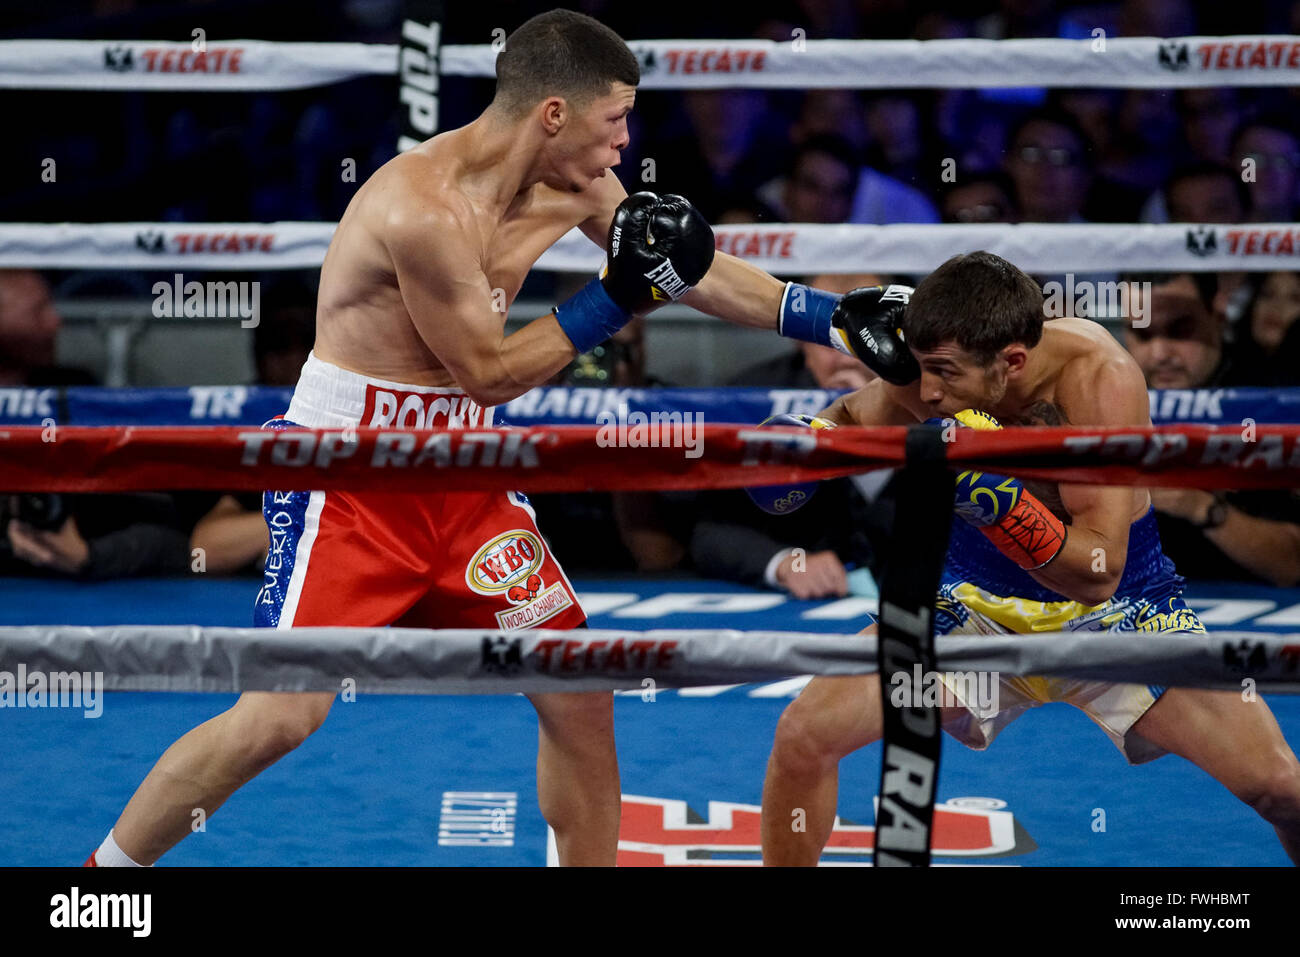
[933,507,1204,765]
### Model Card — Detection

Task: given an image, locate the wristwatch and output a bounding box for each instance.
[1194,493,1229,530]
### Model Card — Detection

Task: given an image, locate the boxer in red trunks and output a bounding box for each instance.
[86,10,906,867]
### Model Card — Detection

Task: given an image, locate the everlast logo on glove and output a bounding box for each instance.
[644,260,691,300]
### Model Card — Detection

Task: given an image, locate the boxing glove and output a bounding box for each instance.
[554,192,715,354]
[928,409,1067,570]
[745,413,836,515]
[779,282,920,385]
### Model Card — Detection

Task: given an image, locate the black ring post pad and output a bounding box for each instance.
[873,425,955,867]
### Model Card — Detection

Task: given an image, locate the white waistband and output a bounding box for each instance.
[285,352,495,429]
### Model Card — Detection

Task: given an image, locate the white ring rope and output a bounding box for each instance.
[2,37,1298,91]
[0,626,1296,695]
[0,221,1290,274]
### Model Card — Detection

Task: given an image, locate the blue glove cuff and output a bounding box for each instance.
[778,282,841,348]
[554,277,629,354]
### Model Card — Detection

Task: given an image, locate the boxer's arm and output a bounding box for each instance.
[389,203,577,407]
[679,252,785,329]
[825,379,928,427]
[1027,357,1149,605]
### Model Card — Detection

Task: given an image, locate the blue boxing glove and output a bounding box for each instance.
[744,413,836,515]
[926,409,1067,569]
[924,409,1019,526]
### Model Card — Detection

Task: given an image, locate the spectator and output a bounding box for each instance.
[939,172,1017,223]
[1055,89,1119,163]
[1003,109,1093,223]
[1006,110,1119,295]
[1177,87,1243,166]
[167,276,323,577]
[1144,163,1251,319]
[0,269,267,578]
[862,92,936,190]
[0,270,95,386]
[790,90,868,152]
[759,132,933,224]
[2,493,213,579]
[1225,271,1300,387]
[715,195,780,224]
[1122,273,1300,586]
[184,494,269,575]
[151,276,321,579]
[1233,115,1300,223]
[1160,162,1247,224]
[1054,88,1150,220]
[1100,90,1180,200]
[654,90,791,221]
[1122,272,1226,388]
[774,134,859,223]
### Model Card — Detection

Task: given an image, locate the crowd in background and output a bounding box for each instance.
[4,0,1300,591]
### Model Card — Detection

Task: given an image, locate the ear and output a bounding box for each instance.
[540,96,567,135]
[1001,343,1029,376]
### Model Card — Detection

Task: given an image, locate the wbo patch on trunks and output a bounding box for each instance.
[466,529,574,628]
[466,529,547,597]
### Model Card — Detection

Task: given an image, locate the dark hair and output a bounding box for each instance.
[1117,271,1218,314]
[493,10,639,115]
[937,170,1017,220]
[1163,161,1249,211]
[902,251,1044,363]
[1230,112,1300,155]
[790,133,860,175]
[1005,108,1093,168]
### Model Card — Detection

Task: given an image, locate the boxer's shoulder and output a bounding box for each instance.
[1049,324,1149,427]
[361,141,480,232]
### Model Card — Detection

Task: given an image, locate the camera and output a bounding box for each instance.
[9,493,68,531]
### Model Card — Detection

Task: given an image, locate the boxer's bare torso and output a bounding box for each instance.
[312,109,630,388]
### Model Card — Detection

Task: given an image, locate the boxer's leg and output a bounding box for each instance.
[111,692,336,865]
[429,489,612,864]
[762,670,886,866]
[1130,688,1300,864]
[527,690,620,866]
[102,489,430,865]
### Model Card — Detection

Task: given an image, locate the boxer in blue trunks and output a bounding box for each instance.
[759,251,1300,865]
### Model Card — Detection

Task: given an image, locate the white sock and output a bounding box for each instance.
[93,829,146,867]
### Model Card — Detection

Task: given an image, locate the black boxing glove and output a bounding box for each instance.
[554,192,715,354]
[778,282,920,386]
[602,192,715,312]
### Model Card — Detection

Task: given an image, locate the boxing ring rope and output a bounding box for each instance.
[3,36,1300,90]
[1,384,1293,428]
[1,221,1293,273]
[1,422,1299,492]
[1,626,1297,695]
